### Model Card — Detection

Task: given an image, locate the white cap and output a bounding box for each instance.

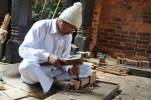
[59,2,82,29]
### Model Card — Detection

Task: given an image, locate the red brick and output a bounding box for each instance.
[113,52,125,58]
[142,3,151,12]
[124,43,136,48]
[137,44,151,49]
[140,23,151,33]
[139,36,150,41]
[91,0,151,61]
[131,55,148,61]
[137,52,150,58]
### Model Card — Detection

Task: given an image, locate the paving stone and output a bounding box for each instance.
[133,96,151,100]
[0,91,11,100]
[118,94,134,100]
[139,91,151,99]
[121,86,139,97]
[143,87,151,93]
[4,88,27,100]
[20,97,41,100]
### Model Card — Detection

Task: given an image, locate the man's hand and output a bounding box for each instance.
[48,55,61,68]
[69,65,80,76]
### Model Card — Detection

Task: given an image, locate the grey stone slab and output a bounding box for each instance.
[133,96,151,100]
[0,63,42,92]
[139,91,151,99]
[45,81,119,100]
[119,65,151,78]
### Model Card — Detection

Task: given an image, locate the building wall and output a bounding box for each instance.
[91,0,151,61]
[0,0,9,23]
[89,0,101,51]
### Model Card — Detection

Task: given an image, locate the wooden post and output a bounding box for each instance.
[5,0,32,63]
[74,0,94,51]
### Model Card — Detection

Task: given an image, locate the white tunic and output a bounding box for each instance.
[19,18,92,93]
[19,18,72,62]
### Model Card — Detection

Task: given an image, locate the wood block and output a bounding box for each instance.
[83,58,99,65]
[122,58,127,64]
[99,66,129,76]
[98,57,106,63]
[62,58,83,65]
[141,61,150,68]
[77,51,91,58]
[80,78,89,87]
[116,57,121,64]
[92,70,97,76]
[40,58,83,66]
[125,59,138,66]
[89,76,96,85]
[138,61,142,67]
[70,79,80,89]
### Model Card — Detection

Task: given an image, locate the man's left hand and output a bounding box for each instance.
[69,65,80,76]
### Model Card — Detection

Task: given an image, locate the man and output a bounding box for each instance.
[18,2,92,93]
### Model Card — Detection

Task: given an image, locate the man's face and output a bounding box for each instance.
[58,18,77,35]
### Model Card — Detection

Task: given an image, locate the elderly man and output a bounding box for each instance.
[18,2,92,93]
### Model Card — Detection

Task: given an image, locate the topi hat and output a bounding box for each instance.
[59,2,82,29]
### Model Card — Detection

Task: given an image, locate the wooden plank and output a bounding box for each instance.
[125,59,138,66]
[41,58,83,66]
[62,58,83,65]
[83,58,99,65]
[99,66,129,76]
[77,51,91,58]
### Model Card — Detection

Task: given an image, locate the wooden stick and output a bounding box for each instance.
[51,0,62,19]
[1,13,11,30]
[40,0,48,20]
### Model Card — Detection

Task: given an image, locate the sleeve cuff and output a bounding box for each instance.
[42,52,50,62]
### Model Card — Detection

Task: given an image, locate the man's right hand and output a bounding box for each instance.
[48,55,61,68]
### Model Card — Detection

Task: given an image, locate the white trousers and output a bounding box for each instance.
[19,59,92,93]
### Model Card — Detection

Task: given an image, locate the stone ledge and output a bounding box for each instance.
[120,65,151,78]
